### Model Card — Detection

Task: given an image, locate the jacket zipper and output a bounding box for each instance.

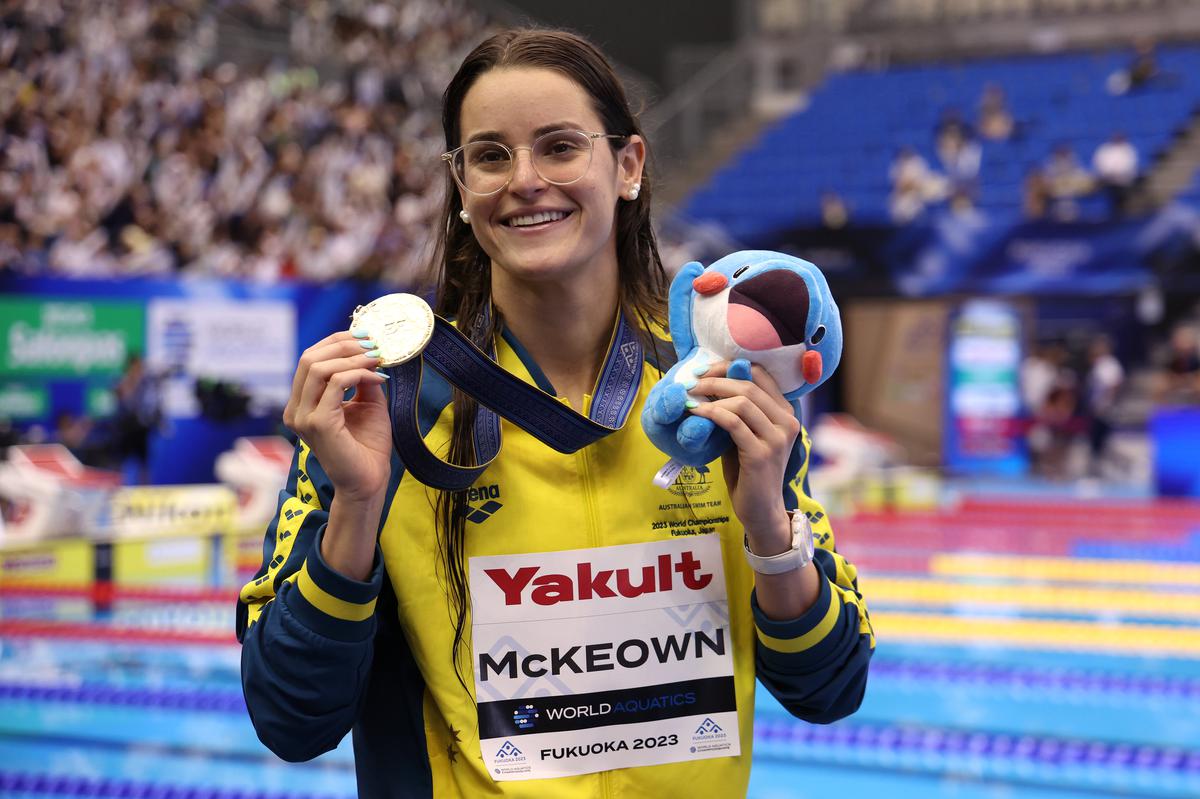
[576,445,610,798]
[577,419,602,552]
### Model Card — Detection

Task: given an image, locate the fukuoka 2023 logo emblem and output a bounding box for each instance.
[690,717,728,753]
[496,740,525,761]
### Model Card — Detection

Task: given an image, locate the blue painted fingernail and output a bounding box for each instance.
[359,340,376,349]
[365,349,380,358]
[375,368,390,378]
[682,377,698,390]
[685,399,699,409]
[692,364,709,376]
[352,329,370,339]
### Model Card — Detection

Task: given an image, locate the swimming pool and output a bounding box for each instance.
[3,495,1198,798]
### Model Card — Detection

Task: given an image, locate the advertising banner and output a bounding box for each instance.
[0,538,93,585]
[944,300,1027,475]
[962,218,1152,295]
[0,274,368,483]
[0,298,143,377]
[107,485,237,538]
[146,298,296,418]
[113,535,212,586]
[0,383,49,419]
[760,207,1200,298]
[1150,408,1200,497]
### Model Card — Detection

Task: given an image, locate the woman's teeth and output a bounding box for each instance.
[506,211,568,227]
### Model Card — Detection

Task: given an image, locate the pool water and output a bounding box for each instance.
[3,495,1198,798]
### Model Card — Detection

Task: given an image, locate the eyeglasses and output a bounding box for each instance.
[441,129,628,197]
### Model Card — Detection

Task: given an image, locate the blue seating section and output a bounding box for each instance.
[685,46,1200,241]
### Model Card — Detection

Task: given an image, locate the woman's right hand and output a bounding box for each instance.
[283,332,392,504]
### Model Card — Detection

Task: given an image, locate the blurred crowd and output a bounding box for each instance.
[0,0,490,283]
[883,42,1168,226]
[1021,335,1123,480]
[887,90,1141,226]
[1020,321,1200,480]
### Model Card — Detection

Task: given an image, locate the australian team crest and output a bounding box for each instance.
[668,465,712,497]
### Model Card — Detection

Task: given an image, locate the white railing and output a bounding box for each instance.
[643,46,755,169]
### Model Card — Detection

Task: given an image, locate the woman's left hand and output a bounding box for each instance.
[687,359,800,546]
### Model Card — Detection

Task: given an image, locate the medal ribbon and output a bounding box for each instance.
[386,310,643,491]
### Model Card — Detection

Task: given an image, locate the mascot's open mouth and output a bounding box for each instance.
[726,270,810,351]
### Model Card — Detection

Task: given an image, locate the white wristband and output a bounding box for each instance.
[743,511,815,575]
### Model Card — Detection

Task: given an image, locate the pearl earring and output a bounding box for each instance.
[627,183,641,201]
[459,209,470,224]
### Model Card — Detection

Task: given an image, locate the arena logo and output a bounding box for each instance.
[462,483,502,524]
[467,483,501,503]
[483,551,712,607]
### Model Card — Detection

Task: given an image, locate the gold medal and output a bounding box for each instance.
[349,294,435,367]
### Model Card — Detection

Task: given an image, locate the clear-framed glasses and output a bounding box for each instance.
[441,129,627,197]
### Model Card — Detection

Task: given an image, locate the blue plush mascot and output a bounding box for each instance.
[642,250,843,472]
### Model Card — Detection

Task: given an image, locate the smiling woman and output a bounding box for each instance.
[237,27,873,799]
[442,65,649,384]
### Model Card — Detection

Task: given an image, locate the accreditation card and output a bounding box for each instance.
[470,535,740,781]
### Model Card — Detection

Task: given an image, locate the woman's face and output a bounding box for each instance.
[456,67,644,287]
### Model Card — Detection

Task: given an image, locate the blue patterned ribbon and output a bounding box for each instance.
[386,311,643,490]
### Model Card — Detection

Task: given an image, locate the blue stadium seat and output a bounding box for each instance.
[684,45,1200,239]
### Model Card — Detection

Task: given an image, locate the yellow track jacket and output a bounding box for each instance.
[237,325,874,798]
